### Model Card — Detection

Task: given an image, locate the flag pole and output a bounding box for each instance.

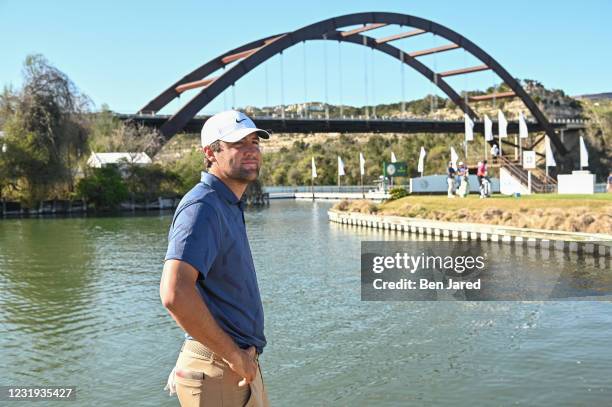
[514,135,518,160]
[484,139,487,161]
[311,173,314,201]
[361,173,364,198]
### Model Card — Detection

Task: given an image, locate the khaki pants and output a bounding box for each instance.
[174,340,270,407]
[447,178,456,197]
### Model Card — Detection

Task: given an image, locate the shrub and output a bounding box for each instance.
[76,166,128,210]
[333,200,350,211]
[388,187,409,201]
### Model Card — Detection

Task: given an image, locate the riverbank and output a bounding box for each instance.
[333,194,612,234]
[1,191,270,217]
[328,208,612,257]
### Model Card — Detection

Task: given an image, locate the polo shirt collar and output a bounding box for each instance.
[201,172,241,205]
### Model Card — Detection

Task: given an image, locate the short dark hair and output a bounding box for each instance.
[205,140,222,169]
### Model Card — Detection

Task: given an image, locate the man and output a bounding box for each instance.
[447,161,456,198]
[490,144,500,163]
[160,110,271,407]
[456,162,470,198]
[477,160,489,198]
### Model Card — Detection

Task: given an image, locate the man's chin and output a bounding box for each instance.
[235,169,260,182]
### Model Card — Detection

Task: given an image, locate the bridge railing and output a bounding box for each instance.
[265,185,380,194]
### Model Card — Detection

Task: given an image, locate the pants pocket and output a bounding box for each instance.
[175,352,224,407]
[243,383,256,407]
[243,365,268,407]
[175,374,204,397]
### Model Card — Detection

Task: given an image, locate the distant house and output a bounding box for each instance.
[87,152,152,168]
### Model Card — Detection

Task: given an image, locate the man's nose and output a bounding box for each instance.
[243,144,261,155]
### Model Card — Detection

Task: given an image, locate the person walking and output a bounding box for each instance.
[477,160,490,198]
[160,110,271,407]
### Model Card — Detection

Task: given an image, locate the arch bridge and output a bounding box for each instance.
[133,12,574,155]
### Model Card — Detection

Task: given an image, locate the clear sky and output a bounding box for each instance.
[1,0,610,115]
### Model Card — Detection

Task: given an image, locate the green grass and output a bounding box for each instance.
[379,194,611,213]
[490,193,612,201]
[334,193,612,234]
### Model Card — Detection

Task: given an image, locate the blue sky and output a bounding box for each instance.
[1,0,610,115]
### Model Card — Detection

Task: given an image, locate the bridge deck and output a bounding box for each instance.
[117,114,582,140]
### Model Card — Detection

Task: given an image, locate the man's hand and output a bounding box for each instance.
[226,346,258,387]
[161,260,257,386]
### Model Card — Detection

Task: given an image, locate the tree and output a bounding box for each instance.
[123,163,182,201]
[87,105,163,158]
[167,147,205,195]
[0,54,90,204]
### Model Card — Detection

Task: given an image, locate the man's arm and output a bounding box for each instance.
[160,259,257,386]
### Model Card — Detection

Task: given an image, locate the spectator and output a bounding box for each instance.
[478,160,490,198]
[447,161,456,198]
[491,144,500,163]
[608,171,612,193]
[457,162,470,197]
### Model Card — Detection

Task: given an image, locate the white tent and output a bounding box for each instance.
[87,152,152,168]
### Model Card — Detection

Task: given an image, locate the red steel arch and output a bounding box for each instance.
[140,12,565,154]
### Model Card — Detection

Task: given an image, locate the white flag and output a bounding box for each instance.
[519,112,529,139]
[359,153,366,176]
[391,151,397,163]
[464,113,474,141]
[337,156,345,176]
[498,109,508,138]
[311,156,317,178]
[417,146,426,173]
[450,147,459,169]
[484,115,494,141]
[545,136,556,167]
[580,136,589,168]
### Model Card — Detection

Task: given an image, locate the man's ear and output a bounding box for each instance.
[202,146,216,166]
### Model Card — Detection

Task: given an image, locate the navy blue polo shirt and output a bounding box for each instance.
[165,172,266,353]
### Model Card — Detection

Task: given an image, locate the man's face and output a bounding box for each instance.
[211,132,262,182]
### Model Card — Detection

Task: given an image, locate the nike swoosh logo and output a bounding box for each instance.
[236,118,247,123]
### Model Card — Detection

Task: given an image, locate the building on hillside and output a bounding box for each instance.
[87,152,152,168]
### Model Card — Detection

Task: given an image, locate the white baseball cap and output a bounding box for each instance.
[201,110,270,147]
